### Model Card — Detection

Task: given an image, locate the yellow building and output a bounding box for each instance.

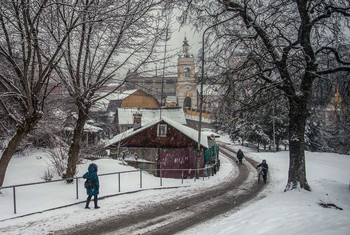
[121,89,160,109]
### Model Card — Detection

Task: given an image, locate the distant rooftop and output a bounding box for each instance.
[117,107,187,126]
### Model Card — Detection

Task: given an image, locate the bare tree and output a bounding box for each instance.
[177,0,350,191]
[55,0,172,180]
[0,1,83,187]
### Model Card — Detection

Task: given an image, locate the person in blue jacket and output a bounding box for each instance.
[83,163,100,209]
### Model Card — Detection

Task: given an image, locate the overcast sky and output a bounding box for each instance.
[157,13,203,77]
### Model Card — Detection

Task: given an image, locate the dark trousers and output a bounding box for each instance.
[85,195,98,208]
[262,170,268,182]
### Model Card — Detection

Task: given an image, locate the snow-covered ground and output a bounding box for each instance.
[0,135,350,235]
[182,144,350,235]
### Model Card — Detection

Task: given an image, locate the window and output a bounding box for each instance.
[184,68,191,77]
[157,124,167,137]
[184,97,192,109]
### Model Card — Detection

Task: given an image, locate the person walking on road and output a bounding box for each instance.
[237,149,244,165]
[83,163,100,209]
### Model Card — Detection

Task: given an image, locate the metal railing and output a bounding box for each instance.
[0,164,219,215]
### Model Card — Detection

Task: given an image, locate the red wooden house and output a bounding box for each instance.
[105,117,209,178]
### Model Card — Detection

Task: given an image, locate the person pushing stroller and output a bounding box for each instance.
[256,159,269,183]
[236,149,244,165]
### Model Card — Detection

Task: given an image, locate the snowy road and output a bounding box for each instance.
[58,144,265,235]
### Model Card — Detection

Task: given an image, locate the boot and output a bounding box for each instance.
[94,196,100,209]
[85,196,91,209]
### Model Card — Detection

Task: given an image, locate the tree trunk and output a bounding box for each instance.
[0,110,41,188]
[285,99,311,191]
[63,109,88,181]
[0,130,28,187]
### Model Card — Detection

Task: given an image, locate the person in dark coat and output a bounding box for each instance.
[83,163,100,209]
[236,149,244,165]
[256,159,269,183]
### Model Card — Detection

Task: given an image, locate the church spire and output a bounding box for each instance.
[182,35,190,57]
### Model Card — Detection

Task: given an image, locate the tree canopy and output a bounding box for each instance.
[176,0,350,191]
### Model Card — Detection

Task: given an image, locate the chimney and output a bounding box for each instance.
[133,113,142,130]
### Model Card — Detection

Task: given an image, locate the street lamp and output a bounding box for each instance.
[196,20,231,178]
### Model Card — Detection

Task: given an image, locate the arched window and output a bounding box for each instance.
[184,97,191,109]
[184,68,191,77]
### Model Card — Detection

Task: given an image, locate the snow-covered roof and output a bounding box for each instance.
[84,123,103,132]
[165,96,177,103]
[163,117,209,148]
[117,108,186,126]
[52,108,68,120]
[106,116,209,148]
[106,82,121,87]
[64,123,103,133]
[121,89,138,95]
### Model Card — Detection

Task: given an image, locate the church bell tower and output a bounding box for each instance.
[176,36,197,110]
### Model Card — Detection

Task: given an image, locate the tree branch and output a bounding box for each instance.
[315,46,350,65]
[317,67,350,75]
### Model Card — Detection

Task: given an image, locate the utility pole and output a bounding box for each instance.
[160,27,169,120]
[197,26,210,179]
